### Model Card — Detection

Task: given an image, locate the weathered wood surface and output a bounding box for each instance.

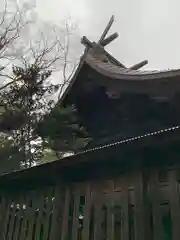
[168,170,180,240]
[82,183,91,240]
[149,171,165,240]
[0,168,180,239]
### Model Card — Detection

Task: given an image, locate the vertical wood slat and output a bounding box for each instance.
[34,189,45,240]
[50,184,65,240]
[82,183,91,240]
[13,194,24,240]
[4,168,180,240]
[143,171,152,240]
[0,194,10,239]
[25,191,37,240]
[168,170,180,240]
[41,186,54,240]
[6,195,17,240]
[72,187,80,240]
[24,193,32,239]
[19,196,28,240]
[61,187,71,240]
[107,180,115,240]
[0,193,5,236]
[113,188,123,240]
[150,171,164,240]
[93,181,104,240]
[0,194,11,239]
[134,172,145,240]
[121,178,129,240]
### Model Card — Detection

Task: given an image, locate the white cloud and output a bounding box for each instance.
[35,0,180,70]
[36,0,90,33]
[2,0,180,70]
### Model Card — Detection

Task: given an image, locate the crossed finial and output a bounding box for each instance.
[81,15,118,48]
[81,16,148,70]
[98,15,119,46]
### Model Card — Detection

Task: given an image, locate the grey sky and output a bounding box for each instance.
[36,0,180,70]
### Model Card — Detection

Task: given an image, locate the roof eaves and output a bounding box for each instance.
[58,48,88,105]
[0,125,179,182]
[86,55,180,80]
[74,125,180,157]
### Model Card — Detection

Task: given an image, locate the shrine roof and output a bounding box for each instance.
[85,53,180,80]
[61,15,180,103]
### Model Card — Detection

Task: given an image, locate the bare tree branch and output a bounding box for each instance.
[0,5,81,168]
[0,75,22,91]
[0,2,79,106]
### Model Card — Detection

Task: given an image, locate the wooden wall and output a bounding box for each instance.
[0,167,180,240]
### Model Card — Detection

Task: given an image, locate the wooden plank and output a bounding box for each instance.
[168,170,180,240]
[0,193,7,238]
[142,171,152,240]
[0,193,5,235]
[6,195,17,240]
[129,60,148,70]
[61,187,71,240]
[0,194,11,239]
[150,171,164,240]
[49,184,65,240]
[19,193,28,240]
[113,190,122,240]
[34,189,45,240]
[121,178,129,240]
[82,183,91,240]
[100,32,119,47]
[20,191,34,240]
[41,186,54,240]
[25,190,38,240]
[133,172,145,240]
[99,15,114,42]
[107,180,115,240]
[72,187,80,240]
[93,181,104,240]
[13,194,25,240]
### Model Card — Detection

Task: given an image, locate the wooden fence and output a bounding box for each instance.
[0,167,180,240]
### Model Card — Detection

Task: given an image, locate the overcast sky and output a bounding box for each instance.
[36,0,180,70]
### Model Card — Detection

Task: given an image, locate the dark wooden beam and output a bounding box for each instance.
[100,32,119,46]
[99,15,115,43]
[129,60,148,70]
[81,36,93,48]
